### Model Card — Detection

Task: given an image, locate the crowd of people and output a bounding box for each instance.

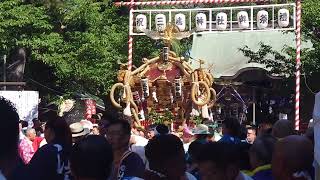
[0,95,318,180]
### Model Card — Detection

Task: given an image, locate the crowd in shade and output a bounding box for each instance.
[0,92,319,180]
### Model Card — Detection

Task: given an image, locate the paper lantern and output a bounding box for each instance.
[196,13,207,31]
[237,11,250,29]
[257,10,268,29]
[175,13,186,31]
[278,9,289,27]
[155,14,166,31]
[216,12,228,30]
[136,14,147,32]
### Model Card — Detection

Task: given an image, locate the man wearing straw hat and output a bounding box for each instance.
[69,122,90,144]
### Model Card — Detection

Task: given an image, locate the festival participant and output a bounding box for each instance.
[154,124,170,136]
[272,135,313,180]
[19,120,28,142]
[271,120,294,139]
[105,114,145,180]
[69,122,90,144]
[249,134,277,180]
[91,124,100,135]
[26,128,44,152]
[130,130,149,166]
[187,140,206,180]
[144,134,196,180]
[219,118,241,144]
[246,126,257,144]
[70,135,113,180]
[26,116,72,180]
[18,128,36,164]
[0,97,20,179]
[192,124,211,143]
[146,124,157,139]
[181,125,194,153]
[197,142,253,180]
[257,121,272,137]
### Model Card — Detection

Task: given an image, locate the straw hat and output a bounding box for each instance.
[193,124,210,135]
[70,122,90,138]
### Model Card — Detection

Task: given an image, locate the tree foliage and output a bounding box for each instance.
[0,0,130,97]
[239,0,320,81]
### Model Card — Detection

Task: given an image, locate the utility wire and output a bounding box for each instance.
[27,78,64,95]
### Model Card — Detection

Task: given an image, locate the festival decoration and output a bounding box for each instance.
[136,14,147,32]
[115,0,271,7]
[110,24,216,127]
[216,12,228,30]
[175,13,186,31]
[278,8,289,27]
[196,13,207,31]
[237,11,250,29]
[257,10,268,29]
[118,0,301,130]
[155,14,166,31]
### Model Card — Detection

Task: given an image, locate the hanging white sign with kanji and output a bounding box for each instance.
[278,8,289,27]
[196,13,207,31]
[237,11,250,29]
[257,10,268,29]
[175,13,186,31]
[155,14,166,31]
[216,12,228,30]
[136,14,147,32]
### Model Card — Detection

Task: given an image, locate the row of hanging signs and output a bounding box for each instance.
[135,8,291,32]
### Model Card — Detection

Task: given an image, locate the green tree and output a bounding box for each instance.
[239,0,320,92]
[0,0,130,98]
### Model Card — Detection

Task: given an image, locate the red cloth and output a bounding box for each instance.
[32,137,44,152]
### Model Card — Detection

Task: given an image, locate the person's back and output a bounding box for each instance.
[271,120,294,139]
[0,98,20,179]
[219,118,241,144]
[145,134,196,180]
[249,134,277,180]
[272,135,313,180]
[70,135,113,180]
[27,143,70,180]
[197,142,253,180]
[26,116,72,180]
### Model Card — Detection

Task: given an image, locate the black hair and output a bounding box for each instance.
[247,126,257,133]
[0,97,19,159]
[197,142,239,170]
[20,120,28,128]
[155,124,169,135]
[147,124,157,131]
[145,134,184,165]
[106,113,131,135]
[195,134,209,140]
[70,135,113,180]
[223,117,241,137]
[237,143,252,171]
[250,134,277,165]
[45,116,72,155]
[188,140,206,162]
